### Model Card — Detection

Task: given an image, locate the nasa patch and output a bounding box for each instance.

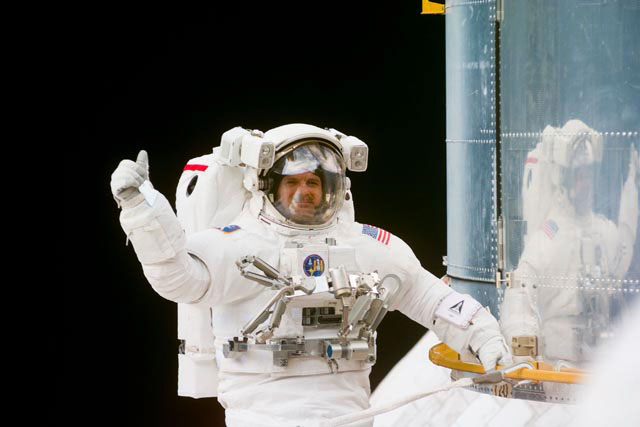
[303,254,325,277]
[217,225,241,234]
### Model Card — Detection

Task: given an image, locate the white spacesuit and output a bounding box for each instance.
[111,123,512,427]
[500,119,638,365]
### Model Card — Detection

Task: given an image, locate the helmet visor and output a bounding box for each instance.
[265,141,345,225]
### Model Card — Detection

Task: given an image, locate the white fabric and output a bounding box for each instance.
[218,369,372,427]
[119,192,210,303]
[175,150,250,233]
[320,377,474,427]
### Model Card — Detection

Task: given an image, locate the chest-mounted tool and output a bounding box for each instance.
[223,255,402,370]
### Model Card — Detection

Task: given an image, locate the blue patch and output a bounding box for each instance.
[303,254,325,277]
[218,225,241,234]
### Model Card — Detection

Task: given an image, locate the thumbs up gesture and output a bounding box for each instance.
[110,150,150,208]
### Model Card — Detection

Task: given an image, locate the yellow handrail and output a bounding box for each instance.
[429,342,587,384]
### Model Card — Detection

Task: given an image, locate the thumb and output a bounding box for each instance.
[136,150,149,178]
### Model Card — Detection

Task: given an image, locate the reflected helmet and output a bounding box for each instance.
[541,119,603,210]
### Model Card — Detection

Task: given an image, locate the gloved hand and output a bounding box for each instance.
[476,335,513,372]
[110,150,149,208]
[432,291,514,373]
[465,305,514,372]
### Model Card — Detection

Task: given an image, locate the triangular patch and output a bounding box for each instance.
[449,300,464,315]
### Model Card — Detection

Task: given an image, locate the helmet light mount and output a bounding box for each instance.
[219,127,275,170]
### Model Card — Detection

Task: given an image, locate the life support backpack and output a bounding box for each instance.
[174,147,249,398]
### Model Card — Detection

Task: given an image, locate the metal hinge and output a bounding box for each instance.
[497,215,505,272]
[495,271,511,289]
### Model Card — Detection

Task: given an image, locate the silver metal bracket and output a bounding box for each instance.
[496,0,504,23]
[472,361,536,385]
[495,271,512,289]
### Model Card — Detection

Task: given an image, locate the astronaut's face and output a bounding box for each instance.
[569,166,594,215]
[276,172,324,223]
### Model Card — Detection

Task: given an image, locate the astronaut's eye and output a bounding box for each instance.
[306,177,321,187]
[186,175,198,196]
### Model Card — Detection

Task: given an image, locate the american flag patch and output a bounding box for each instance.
[362,224,391,245]
[541,219,559,239]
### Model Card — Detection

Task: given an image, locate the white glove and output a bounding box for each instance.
[476,335,513,372]
[110,150,149,208]
[431,292,514,372]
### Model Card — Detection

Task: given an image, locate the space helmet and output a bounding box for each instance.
[542,119,603,211]
[258,124,350,230]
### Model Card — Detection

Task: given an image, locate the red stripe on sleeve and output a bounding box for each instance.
[184,164,208,171]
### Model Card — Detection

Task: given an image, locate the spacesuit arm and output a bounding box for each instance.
[119,185,212,304]
[387,238,511,370]
[613,150,638,277]
[499,260,540,353]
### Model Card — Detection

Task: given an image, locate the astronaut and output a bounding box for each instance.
[500,119,638,366]
[111,123,512,427]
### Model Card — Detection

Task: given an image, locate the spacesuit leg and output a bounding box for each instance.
[217,369,373,427]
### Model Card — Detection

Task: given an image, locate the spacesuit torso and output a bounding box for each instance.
[186,206,431,377]
[514,206,623,362]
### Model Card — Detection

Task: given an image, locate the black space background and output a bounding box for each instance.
[68,2,447,426]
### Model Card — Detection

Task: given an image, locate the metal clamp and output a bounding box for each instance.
[472,362,536,385]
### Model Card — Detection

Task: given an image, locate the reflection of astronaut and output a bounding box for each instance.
[501,119,638,365]
[111,124,512,426]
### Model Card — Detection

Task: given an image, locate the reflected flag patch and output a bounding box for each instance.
[362,224,391,245]
[541,219,558,239]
